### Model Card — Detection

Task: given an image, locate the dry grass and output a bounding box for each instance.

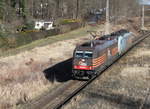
[133,49,150,57]
[120,67,150,78]
[0,71,58,109]
[0,25,106,109]
[0,21,142,109]
[0,25,99,58]
[0,37,86,109]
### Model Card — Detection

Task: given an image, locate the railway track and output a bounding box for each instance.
[20,31,150,109]
[54,31,150,109]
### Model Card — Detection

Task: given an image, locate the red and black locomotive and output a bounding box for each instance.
[72,29,135,79]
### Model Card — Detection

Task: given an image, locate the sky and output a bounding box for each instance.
[139,0,150,5]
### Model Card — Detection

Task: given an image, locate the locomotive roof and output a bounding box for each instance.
[76,29,129,51]
[99,29,129,40]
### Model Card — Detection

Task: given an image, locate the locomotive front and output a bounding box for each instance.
[72,47,95,79]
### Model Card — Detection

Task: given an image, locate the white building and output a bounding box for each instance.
[35,21,54,30]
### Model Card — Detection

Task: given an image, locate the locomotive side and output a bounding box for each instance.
[72,29,135,79]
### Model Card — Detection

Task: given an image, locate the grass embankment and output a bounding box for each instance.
[0,25,100,109]
[0,25,99,57]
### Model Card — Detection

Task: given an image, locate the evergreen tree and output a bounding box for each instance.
[11,0,17,8]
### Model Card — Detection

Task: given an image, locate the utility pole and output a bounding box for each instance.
[32,0,34,17]
[76,0,79,19]
[106,0,110,24]
[40,3,43,19]
[141,5,145,29]
[105,0,110,34]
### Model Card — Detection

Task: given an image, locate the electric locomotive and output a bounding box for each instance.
[72,29,135,79]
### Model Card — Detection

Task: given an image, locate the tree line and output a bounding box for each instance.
[0,0,141,30]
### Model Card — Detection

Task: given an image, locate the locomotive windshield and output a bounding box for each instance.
[75,51,83,58]
[84,51,93,58]
[75,51,93,58]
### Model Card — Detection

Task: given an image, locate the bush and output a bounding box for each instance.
[60,19,81,25]
[0,28,60,51]
[24,21,34,30]
[59,22,82,34]
[0,20,82,51]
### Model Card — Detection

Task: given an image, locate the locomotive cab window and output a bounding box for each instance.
[75,51,93,58]
[75,51,84,58]
[84,51,93,58]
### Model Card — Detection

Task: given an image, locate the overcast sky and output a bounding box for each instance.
[139,0,150,5]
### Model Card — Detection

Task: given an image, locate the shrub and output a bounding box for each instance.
[24,21,34,30]
[0,19,82,52]
[0,28,60,51]
[60,19,81,25]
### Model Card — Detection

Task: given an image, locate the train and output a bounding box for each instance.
[72,29,137,79]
